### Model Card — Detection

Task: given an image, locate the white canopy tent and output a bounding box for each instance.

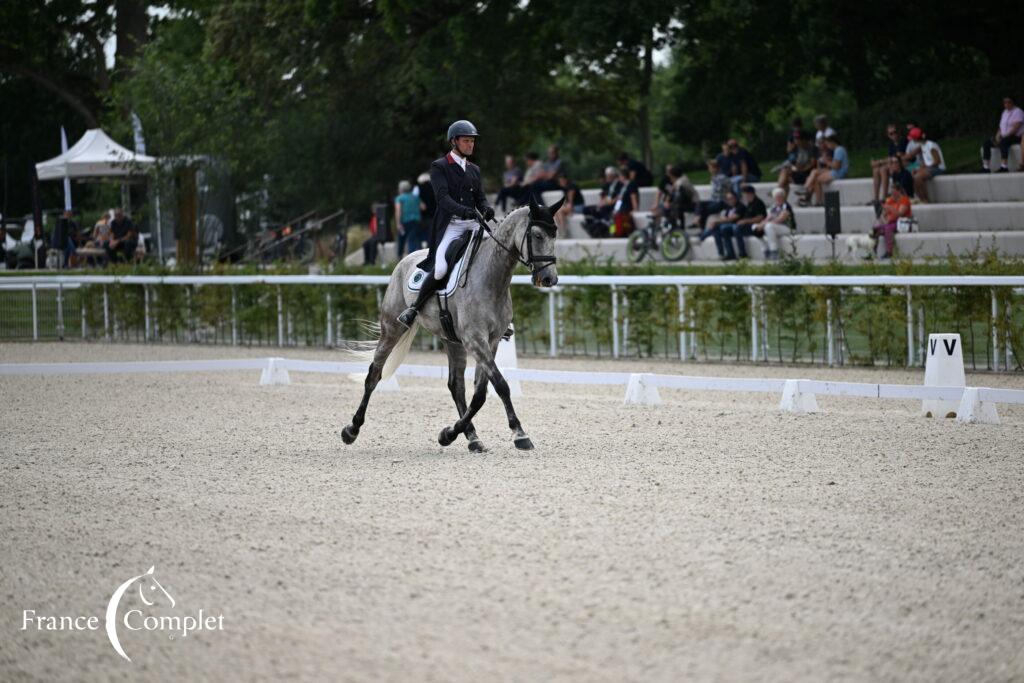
[34,128,165,261]
[35,128,156,180]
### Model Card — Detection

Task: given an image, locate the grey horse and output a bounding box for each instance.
[341,196,563,452]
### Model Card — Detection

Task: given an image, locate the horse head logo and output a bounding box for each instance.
[105,566,175,662]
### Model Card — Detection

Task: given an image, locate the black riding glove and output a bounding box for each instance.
[460,206,476,220]
[482,207,495,222]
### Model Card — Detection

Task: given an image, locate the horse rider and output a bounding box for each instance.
[397,119,494,328]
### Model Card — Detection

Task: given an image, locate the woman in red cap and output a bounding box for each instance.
[908,128,945,204]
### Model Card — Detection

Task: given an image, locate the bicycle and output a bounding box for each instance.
[626,218,691,263]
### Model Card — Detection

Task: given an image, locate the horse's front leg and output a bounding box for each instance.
[438,361,488,447]
[479,341,533,450]
[445,343,485,452]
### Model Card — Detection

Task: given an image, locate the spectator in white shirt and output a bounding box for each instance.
[909,128,945,203]
[981,96,1024,173]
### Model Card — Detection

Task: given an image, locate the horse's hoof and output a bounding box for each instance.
[341,425,358,444]
[468,439,488,453]
[513,436,534,450]
[438,427,457,447]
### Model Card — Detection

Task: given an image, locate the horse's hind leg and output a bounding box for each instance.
[438,363,488,447]
[445,343,486,452]
[342,326,402,445]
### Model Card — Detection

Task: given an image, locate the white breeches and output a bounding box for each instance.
[434,218,476,280]
[763,223,793,251]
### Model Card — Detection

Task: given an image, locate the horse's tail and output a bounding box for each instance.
[381,324,417,381]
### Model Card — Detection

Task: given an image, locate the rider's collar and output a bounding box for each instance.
[448,151,467,170]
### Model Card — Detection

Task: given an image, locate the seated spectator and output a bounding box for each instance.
[910,128,945,203]
[700,190,742,259]
[800,134,849,206]
[777,131,815,194]
[812,114,836,154]
[698,158,731,229]
[720,185,767,260]
[520,152,544,199]
[612,168,639,237]
[394,180,424,257]
[870,124,907,204]
[724,138,762,195]
[554,174,584,234]
[981,95,1023,173]
[669,166,701,228]
[589,166,622,222]
[616,152,653,187]
[902,121,922,171]
[872,182,912,259]
[530,144,565,200]
[87,211,112,267]
[651,165,679,229]
[494,154,524,212]
[52,209,80,268]
[785,117,805,161]
[753,187,796,260]
[887,156,914,199]
[107,207,138,262]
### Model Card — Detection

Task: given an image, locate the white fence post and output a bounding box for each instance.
[56,282,64,341]
[325,289,333,347]
[750,287,758,362]
[31,283,38,341]
[276,285,284,347]
[144,285,151,342]
[548,289,556,357]
[677,285,686,361]
[611,284,619,359]
[905,287,913,367]
[826,297,834,367]
[231,286,238,346]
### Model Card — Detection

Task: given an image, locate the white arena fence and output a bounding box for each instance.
[0,273,1021,372]
[1,356,1021,425]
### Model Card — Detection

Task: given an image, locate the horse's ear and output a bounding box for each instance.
[528,194,539,215]
[550,195,565,214]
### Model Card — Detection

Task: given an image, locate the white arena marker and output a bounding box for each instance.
[956,387,1000,425]
[347,372,400,392]
[260,357,291,385]
[922,333,965,418]
[496,335,522,397]
[624,373,661,405]
[779,379,818,414]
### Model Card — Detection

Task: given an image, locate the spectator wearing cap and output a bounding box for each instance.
[910,128,945,203]
[800,134,849,207]
[720,185,767,260]
[394,179,424,257]
[870,124,908,204]
[981,96,1024,173]
[494,154,525,212]
[753,187,796,260]
[723,138,762,195]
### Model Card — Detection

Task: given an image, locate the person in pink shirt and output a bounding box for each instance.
[981,96,1024,173]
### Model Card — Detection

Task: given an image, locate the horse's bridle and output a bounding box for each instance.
[476,210,557,280]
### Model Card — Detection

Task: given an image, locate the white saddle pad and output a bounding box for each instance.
[406,236,476,299]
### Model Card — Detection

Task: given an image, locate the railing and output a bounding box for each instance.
[1,274,1021,371]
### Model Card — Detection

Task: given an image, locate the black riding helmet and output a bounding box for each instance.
[447,120,480,143]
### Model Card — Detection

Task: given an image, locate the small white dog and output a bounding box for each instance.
[845,234,876,261]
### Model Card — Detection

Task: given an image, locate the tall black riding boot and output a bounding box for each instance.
[397,273,441,328]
